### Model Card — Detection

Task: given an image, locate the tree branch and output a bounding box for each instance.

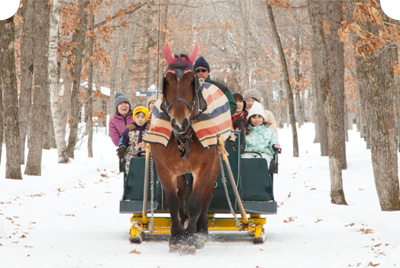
[93,3,143,29]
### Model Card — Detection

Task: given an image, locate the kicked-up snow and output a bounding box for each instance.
[0,123,399,268]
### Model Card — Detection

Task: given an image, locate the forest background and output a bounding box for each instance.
[1,0,400,211]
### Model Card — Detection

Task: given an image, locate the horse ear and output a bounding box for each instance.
[163,44,174,65]
[188,44,199,65]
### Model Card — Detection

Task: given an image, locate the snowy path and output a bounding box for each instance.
[1,125,399,268]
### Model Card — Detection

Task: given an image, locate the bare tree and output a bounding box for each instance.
[322,0,347,170]
[294,33,305,127]
[307,1,329,156]
[0,38,3,165]
[19,0,36,164]
[87,5,95,158]
[348,0,400,211]
[266,2,299,157]
[308,0,347,205]
[25,0,51,176]
[49,0,69,163]
[0,17,22,179]
[67,0,89,158]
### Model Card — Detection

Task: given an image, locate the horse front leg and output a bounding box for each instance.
[177,175,188,227]
[161,175,184,252]
[182,159,219,253]
[166,192,184,252]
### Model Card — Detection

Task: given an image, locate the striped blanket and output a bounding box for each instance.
[144,83,233,148]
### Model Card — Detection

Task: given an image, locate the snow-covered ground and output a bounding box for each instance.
[1,123,399,268]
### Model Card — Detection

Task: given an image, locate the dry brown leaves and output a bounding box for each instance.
[354,1,382,26]
[358,227,374,235]
[367,262,380,267]
[129,249,141,254]
[267,0,291,9]
[283,217,296,223]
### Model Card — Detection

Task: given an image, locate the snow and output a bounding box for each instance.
[80,81,111,96]
[1,123,400,268]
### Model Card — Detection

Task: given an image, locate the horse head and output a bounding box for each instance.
[162,44,199,135]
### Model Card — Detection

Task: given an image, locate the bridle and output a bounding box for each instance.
[160,54,204,159]
[160,54,202,120]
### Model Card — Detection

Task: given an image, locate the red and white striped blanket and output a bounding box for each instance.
[144,83,233,148]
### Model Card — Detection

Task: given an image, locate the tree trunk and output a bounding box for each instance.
[61,75,72,132]
[49,0,68,163]
[87,8,94,158]
[322,0,347,170]
[109,44,118,121]
[351,1,400,211]
[0,46,3,165]
[19,0,36,164]
[157,2,169,90]
[67,0,89,158]
[295,34,305,128]
[1,18,22,179]
[307,0,347,205]
[308,0,329,155]
[266,3,299,157]
[25,0,51,176]
[42,89,51,150]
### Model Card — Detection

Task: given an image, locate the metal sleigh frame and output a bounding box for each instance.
[120,131,277,244]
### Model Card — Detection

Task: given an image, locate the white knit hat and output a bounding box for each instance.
[247,101,266,120]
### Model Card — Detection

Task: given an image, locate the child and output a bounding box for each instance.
[243,102,281,163]
[233,118,247,132]
[117,106,150,172]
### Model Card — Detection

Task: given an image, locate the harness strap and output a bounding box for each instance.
[175,129,194,160]
[167,97,194,116]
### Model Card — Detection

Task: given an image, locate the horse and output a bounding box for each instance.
[145,44,231,254]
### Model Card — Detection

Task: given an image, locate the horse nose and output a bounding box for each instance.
[171,118,190,134]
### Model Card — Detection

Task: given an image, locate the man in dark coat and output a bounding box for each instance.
[193,57,237,115]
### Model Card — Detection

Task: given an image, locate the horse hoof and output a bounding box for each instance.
[179,244,196,255]
[195,239,205,249]
[169,243,180,253]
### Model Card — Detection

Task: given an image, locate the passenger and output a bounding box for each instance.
[109,92,134,146]
[117,106,150,172]
[147,94,157,122]
[232,118,247,132]
[232,93,248,122]
[193,56,237,115]
[243,89,278,137]
[243,102,281,163]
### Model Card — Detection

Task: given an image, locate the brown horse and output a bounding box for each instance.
[148,45,223,254]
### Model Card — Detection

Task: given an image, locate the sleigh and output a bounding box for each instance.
[119,130,278,244]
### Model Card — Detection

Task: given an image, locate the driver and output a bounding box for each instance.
[193,57,237,115]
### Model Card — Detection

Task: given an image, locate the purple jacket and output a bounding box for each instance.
[109,112,134,146]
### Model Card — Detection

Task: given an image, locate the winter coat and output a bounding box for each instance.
[232,110,248,122]
[264,109,278,138]
[109,112,134,146]
[205,76,237,115]
[119,122,149,171]
[245,124,279,160]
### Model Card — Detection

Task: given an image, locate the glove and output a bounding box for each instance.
[117,146,127,158]
[272,144,282,154]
